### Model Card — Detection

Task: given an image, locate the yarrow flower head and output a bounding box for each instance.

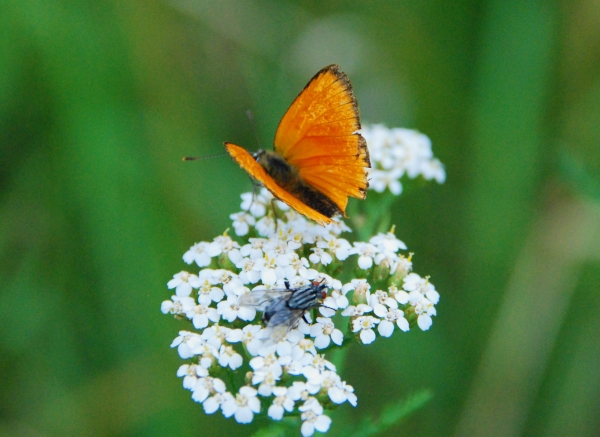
[162,124,444,434]
[361,124,446,194]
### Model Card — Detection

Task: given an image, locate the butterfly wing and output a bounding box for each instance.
[225,142,334,224]
[273,64,370,214]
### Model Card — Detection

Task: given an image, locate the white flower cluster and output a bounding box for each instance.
[162,189,439,435]
[362,124,446,195]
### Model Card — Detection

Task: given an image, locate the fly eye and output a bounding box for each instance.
[321,290,328,299]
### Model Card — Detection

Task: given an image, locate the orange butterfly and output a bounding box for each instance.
[225,65,370,225]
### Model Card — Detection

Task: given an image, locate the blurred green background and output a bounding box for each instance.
[2,1,600,436]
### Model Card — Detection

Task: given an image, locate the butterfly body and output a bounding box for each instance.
[225,65,370,225]
[254,149,343,218]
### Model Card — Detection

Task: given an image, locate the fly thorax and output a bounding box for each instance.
[288,286,322,310]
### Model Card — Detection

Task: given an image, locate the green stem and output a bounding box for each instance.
[354,193,397,241]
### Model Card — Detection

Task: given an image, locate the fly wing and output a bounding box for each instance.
[262,308,305,344]
[238,289,293,312]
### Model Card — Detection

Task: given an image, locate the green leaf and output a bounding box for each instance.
[350,389,433,437]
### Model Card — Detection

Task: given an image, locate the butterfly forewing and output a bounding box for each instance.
[224,142,334,225]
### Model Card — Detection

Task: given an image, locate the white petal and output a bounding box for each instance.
[328,386,346,404]
[283,398,295,411]
[309,324,322,337]
[213,378,226,393]
[167,277,182,289]
[228,249,242,264]
[396,317,410,332]
[302,366,321,380]
[229,354,243,370]
[395,290,410,304]
[427,289,440,304]
[238,306,256,321]
[261,268,277,285]
[176,282,192,297]
[313,335,330,350]
[331,330,344,345]
[335,247,350,261]
[161,300,174,314]
[207,242,222,257]
[239,386,258,397]
[418,314,432,331]
[373,304,388,318]
[249,357,264,370]
[227,329,243,343]
[192,314,209,329]
[385,298,398,309]
[208,309,220,323]
[360,329,376,344]
[358,256,373,269]
[234,407,254,424]
[221,400,236,417]
[210,288,225,302]
[176,364,189,377]
[378,320,394,337]
[272,386,287,397]
[301,422,315,437]
[319,306,336,317]
[191,387,209,403]
[389,180,402,195]
[314,414,332,432]
[203,397,220,414]
[277,341,292,357]
[268,404,284,420]
[258,383,274,397]
[347,392,358,407]
[248,396,262,413]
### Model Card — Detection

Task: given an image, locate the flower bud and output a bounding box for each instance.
[388,253,413,286]
[372,259,391,284]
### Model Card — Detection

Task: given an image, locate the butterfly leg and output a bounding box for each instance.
[242,177,264,215]
[261,198,283,235]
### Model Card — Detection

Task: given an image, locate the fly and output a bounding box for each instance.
[239,280,329,344]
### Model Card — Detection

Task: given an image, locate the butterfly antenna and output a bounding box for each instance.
[182,152,229,161]
[246,110,263,151]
